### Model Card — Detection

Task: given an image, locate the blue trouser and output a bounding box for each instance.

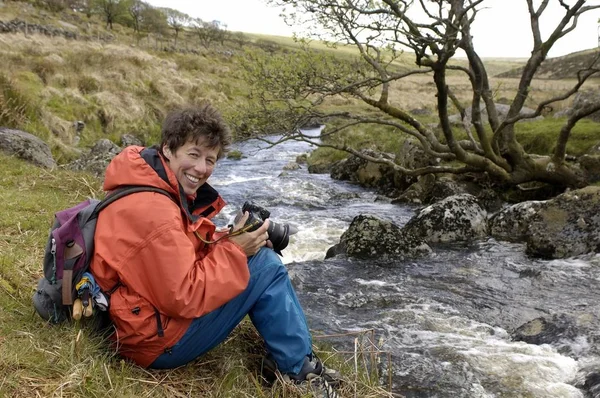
[150,248,312,374]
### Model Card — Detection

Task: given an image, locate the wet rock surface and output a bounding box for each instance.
[326,214,432,261]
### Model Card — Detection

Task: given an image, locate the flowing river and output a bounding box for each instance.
[209,130,600,398]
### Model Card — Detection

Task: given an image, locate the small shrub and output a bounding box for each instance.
[78,75,101,94]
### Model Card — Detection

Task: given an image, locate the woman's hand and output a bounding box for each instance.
[227,212,271,256]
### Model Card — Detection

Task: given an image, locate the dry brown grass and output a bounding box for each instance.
[0,32,245,156]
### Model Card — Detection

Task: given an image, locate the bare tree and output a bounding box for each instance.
[246,0,600,189]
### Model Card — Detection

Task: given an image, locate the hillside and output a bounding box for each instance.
[0,0,535,166]
[497,48,600,79]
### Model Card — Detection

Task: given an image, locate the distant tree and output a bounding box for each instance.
[230,31,249,48]
[161,7,190,48]
[141,5,168,36]
[192,18,227,49]
[243,0,600,189]
[127,0,147,34]
[91,0,128,30]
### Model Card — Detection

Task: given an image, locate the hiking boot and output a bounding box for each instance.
[261,355,342,395]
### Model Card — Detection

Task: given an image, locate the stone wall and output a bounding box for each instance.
[0,19,114,41]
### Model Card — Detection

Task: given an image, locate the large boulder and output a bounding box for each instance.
[526,186,600,258]
[489,201,545,242]
[403,194,489,243]
[67,138,121,177]
[325,214,431,260]
[0,128,56,168]
[490,186,600,258]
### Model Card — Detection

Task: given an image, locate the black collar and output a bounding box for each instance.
[141,147,219,221]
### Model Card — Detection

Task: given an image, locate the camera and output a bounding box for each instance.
[236,201,297,253]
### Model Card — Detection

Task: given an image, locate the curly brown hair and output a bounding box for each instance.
[160,103,231,159]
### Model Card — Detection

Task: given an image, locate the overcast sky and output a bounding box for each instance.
[145,0,599,58]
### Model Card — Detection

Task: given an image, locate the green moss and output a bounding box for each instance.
[227,149,244,160]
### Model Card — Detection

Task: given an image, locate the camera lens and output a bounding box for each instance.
[268,221,293,252]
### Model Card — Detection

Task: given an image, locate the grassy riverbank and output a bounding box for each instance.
[0,153,391,397]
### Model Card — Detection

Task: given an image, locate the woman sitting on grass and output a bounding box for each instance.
[90,103,340,392]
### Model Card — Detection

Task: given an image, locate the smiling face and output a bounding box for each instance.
[163,139,220,195]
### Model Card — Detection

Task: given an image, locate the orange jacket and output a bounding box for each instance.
[91,146,249,367]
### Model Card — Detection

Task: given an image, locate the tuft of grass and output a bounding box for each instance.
[0,154,393,397]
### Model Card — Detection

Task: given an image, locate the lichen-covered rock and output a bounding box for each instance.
[489,201,544,242]
[67,138,121,177]
[491,186,600,258]
[326,214,431,260]
[526,186,600,258]
[403,194,488,243]
[0,128,56,168]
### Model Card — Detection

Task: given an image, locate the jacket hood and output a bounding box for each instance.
[103,146,226,221]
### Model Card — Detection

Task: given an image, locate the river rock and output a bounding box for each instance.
[510,314,587,359]
[67,138,121,177]
[526,186,600,258]
[325,214,432,260]
[330,149,410,196]
[579,372,600,398]
[402,194,488,243]
[0,128,56,168]
[511,314,578,346]
[489,201,545,242]
[307,162,332,174]
[491,186,600,258]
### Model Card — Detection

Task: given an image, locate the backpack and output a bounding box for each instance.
[32,185,174,324]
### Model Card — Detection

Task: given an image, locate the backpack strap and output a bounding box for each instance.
[91,185,177,337]
[93,185,177,217]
